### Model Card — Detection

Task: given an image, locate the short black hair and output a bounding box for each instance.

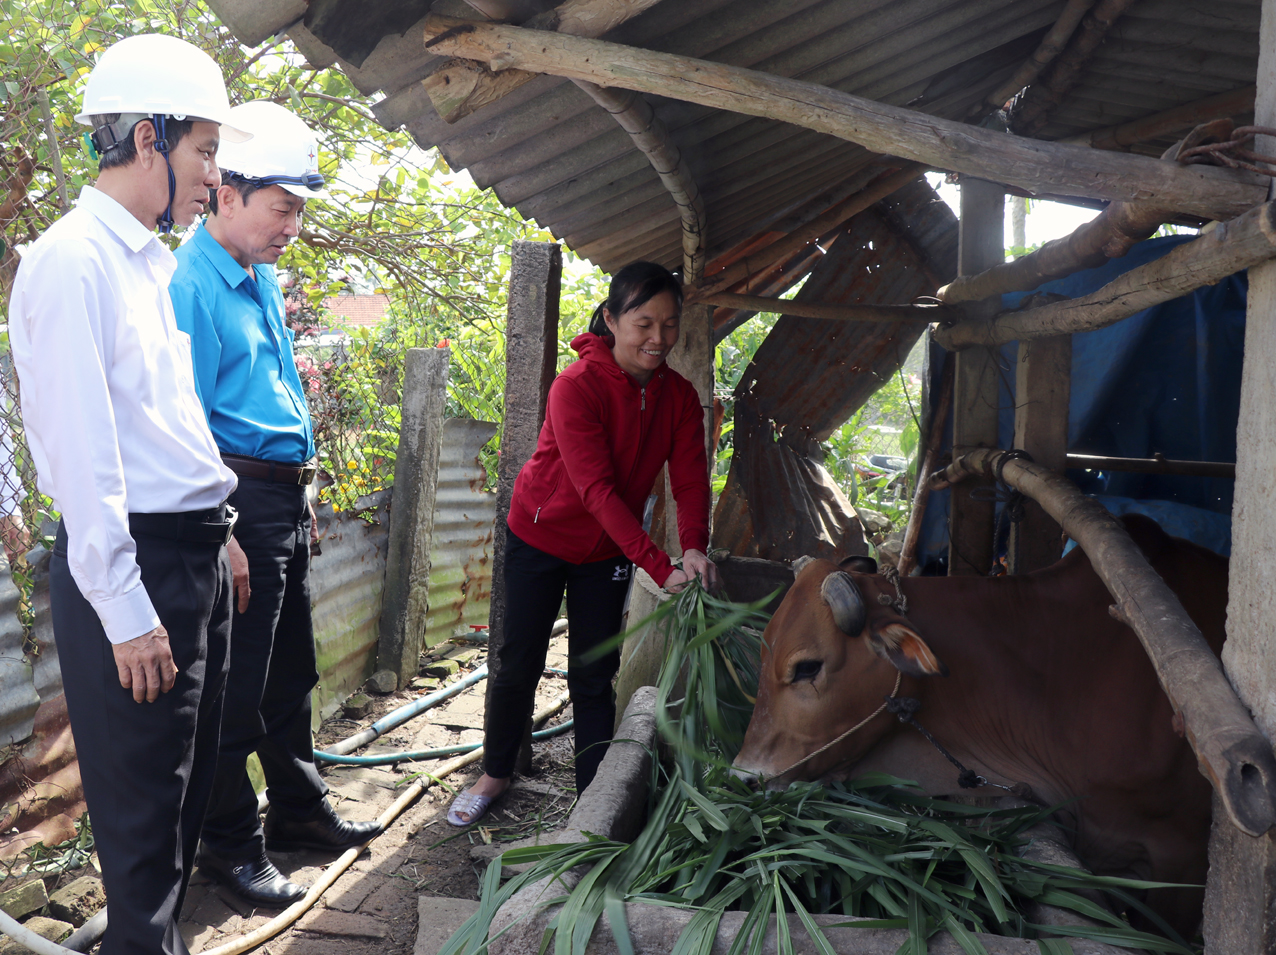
[207,172,261,216]
[89,114,195,172]
[588,261,683,335]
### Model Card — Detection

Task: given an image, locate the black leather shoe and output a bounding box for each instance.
[263,803,382,854]
[198,847,307,907]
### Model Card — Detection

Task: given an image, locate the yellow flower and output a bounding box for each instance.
[347,460,358,470]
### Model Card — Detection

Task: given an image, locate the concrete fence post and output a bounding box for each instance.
[486,241,562,770]
[376,346,450,690]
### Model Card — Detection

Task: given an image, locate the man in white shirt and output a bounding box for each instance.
[8,34,248,955]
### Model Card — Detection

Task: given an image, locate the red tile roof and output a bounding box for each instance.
[324,294,390,328]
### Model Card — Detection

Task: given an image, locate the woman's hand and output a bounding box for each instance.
[666,549,719,593]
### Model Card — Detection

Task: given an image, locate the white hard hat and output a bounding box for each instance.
[215,101,329,199]
[75,34,250,143]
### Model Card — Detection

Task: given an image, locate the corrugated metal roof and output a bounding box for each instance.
[207,0,1256,277]
[423,418,498,650]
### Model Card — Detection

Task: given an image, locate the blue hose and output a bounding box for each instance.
[314,719,574,766]
[323,664,489,757]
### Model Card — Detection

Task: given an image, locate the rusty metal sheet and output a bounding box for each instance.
[423,418,499,651]
[310,496,391,722]
[712,178,957,561]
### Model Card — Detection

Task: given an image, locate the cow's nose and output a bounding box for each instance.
[729,767,762,790]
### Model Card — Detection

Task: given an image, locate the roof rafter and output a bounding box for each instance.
[420,15,1269,222]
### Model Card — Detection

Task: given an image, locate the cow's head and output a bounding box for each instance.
[732,555,946,787]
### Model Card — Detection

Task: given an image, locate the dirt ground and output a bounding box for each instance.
[1,636,579,955]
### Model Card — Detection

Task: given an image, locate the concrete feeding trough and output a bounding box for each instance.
[487,688,1131,955]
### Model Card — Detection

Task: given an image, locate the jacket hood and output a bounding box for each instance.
[571,332,636,383]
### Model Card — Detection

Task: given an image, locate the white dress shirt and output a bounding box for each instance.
[10,187,237,644]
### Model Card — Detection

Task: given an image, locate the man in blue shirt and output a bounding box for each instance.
[170,101,379,907]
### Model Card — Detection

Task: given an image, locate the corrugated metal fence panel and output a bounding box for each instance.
[423,418,499,650]
[311,497,391,722]
[0,559,38,746]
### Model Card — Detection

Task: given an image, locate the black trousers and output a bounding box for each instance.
[485,531,631,792]
[200,479,326,859]
[52,522,231,955]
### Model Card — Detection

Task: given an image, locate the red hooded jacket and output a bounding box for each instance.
[506,332,710,586]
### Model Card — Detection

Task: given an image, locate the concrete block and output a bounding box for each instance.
[415,896,480,955]
[442,647,480,666]
[19,916,72,942]
[367,669,399,694]
[422,659,460,679]
[566,686,657,843]
[47,875,104,926]
[343,693,373,720]
[0,878,46,920]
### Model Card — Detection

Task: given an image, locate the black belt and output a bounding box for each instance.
[129,504,237,545]
[222,454,316,486]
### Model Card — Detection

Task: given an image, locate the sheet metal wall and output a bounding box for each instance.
[422,419,499,651]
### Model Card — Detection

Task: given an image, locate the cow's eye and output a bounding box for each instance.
[791,659,822,683]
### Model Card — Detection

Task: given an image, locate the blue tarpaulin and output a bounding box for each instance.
[918,234,1247,569]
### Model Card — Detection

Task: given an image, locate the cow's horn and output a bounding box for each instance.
[792,555,816,575]
[821,570,866,636]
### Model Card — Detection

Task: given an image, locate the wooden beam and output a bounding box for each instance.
[1010,0,1137,136]
[689,164,925,301]
[930,447,1276,838]
[1062,85,1257,151]
[420,15,1269,220]
[1203,0,1276,942]
[699,292,950,324]
[571,81,707,281]
[982,0,1095,112]
[936,123,1233,307]
[933,200,1276,351]
[1008,335,1071,574]
[422,0,664,123]
[948,179,1004,577]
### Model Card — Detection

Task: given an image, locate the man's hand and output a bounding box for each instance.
[227,536,251,613]
[309,501,320,545]
[112,625,178,703]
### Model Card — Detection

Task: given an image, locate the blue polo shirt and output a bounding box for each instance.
[170,224,316,465]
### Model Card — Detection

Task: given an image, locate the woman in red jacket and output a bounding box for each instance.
[449,261,718,826]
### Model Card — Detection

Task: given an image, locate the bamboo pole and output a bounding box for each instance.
[928,448,1276,837]
[982,0,1096,111]
[698,292,949,324]
[1062,86,1257,151]
[1010,0,1137,136]
[933,200,1276,350]
[896,355,954,578]
[419,16,1268,220]
[1067,453,1236,478]
[422,0,665,123]
[572,81,707,281]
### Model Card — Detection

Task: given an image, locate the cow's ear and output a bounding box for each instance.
[870,622,947,678]
[839,555,877,575]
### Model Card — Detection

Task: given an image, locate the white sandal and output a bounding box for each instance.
[447,790,493,827]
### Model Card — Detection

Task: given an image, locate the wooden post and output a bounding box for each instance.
[661,300,715,555]
[1009,336,1071,574]
[485,240,561,773]
[1204,0,1276,944]
[948,178,1003,576]
[376,347,450,690]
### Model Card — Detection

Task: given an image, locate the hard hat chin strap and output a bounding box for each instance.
[152,114,177,234]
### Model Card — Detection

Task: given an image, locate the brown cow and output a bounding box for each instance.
[731,515,1227,936]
